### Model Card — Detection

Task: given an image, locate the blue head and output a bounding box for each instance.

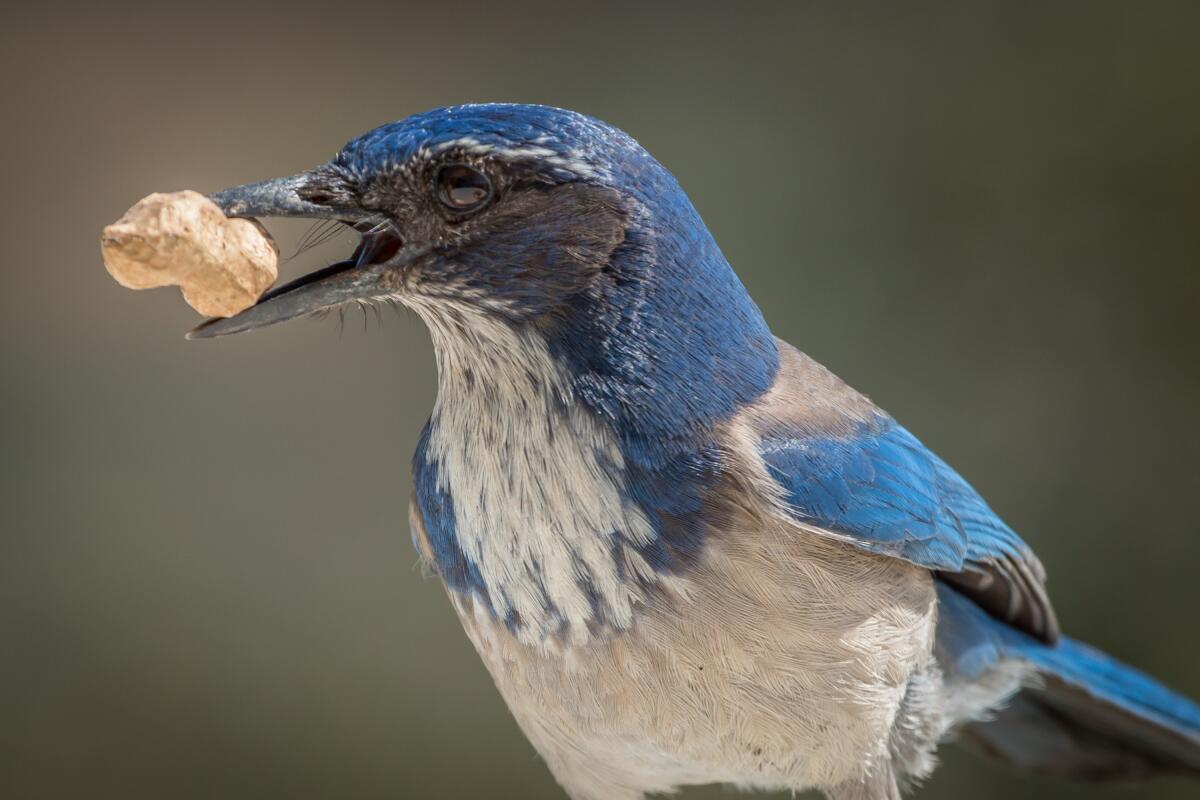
[199,104,778,445]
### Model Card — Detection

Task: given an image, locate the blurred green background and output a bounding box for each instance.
[2,2,1198,798]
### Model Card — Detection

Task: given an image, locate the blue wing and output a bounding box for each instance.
[759,413,1060,642]
[750,345,1196,771]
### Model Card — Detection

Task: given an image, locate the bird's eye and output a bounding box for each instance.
[435,164,492,213]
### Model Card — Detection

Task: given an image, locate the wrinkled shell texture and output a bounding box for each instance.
[101,190,278,317]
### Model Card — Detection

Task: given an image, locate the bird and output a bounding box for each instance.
[191,103,1200,799]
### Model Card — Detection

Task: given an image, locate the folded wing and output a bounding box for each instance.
[750,341,1059,643]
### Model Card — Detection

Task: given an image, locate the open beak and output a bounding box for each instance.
[187,172,403,339]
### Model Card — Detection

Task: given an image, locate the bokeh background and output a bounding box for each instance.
[3,2,1198,798]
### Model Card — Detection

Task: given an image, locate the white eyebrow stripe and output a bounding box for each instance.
[434,136,482,152]
[431,138,605,179]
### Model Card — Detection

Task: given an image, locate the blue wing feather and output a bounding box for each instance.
[751,345,1196,769]
[762,418,1020,568]
[760,414,1059,641]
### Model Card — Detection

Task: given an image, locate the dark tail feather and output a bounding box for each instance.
[937,584,1200,779]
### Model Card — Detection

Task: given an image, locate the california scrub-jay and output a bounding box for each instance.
[191,104,1200,799]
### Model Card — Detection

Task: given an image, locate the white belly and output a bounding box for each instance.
[450,522,940,800]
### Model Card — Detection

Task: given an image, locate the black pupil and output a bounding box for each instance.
[440,166,489,208]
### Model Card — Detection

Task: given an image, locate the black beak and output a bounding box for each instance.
[187,172,403,340]
[207,171,373,222]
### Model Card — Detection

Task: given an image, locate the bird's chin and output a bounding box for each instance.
[188,222,406,340]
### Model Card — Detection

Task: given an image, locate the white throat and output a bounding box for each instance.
[406,298,663,645]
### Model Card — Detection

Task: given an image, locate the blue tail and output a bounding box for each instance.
[936,583,1200,778]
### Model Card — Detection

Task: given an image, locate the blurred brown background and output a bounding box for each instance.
[2,2,1198,798]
